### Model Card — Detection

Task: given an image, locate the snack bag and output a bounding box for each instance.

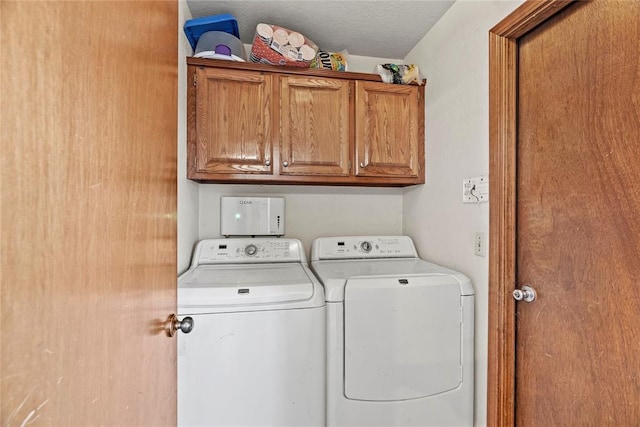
[376,64,423,85]
[310,49,348,71]
[250,23,318,68]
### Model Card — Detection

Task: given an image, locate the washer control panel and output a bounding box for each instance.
[192,238,304,265]
[311,236,418,260]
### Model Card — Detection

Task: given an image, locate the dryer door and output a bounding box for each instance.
[344,274,462,401]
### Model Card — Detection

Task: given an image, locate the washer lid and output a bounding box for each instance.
[178,264,314,307]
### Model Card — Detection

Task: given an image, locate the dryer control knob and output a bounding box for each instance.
[360,241,372,253]
[244,244,258,256]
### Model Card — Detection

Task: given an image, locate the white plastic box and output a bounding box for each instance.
[220,197,285,236]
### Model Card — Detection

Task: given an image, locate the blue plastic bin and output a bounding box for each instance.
[183,14,239,51]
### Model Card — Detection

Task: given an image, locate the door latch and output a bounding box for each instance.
[513,285,536,303]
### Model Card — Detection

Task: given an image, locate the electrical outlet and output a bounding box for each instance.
[474,232,486,257]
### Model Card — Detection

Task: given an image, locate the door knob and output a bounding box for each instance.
[166,314,194,337]
[265,159,271,166]
[513,285,536,303]
[282,160,289,167]
[359,162,366,168]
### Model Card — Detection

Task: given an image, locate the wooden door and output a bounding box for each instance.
[488,0,640,425]
[1,1,177,425]
[189,67,273,178]
[280,76,351,177]
[355,81,424,182]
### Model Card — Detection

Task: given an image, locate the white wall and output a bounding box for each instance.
[402,1,524,425]
[178,2,199,273]
[347,53,403,74]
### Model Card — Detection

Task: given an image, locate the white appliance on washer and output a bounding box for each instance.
[310,236,475,427]
[178,238,326,427]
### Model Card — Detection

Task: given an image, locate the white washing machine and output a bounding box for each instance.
[178,238,326,427]
[310,236,475,427]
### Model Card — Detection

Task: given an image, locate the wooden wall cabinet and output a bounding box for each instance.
[187,58,425,186]
[192,67,273,175]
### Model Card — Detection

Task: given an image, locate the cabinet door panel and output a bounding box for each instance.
[355,81,423,179]
[195,67,272,174]
[280,76,350,176]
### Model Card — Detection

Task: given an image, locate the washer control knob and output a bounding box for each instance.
[244,244,258,256]
[360,241,372,253]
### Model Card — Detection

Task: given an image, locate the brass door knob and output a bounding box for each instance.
[166,314,194,337]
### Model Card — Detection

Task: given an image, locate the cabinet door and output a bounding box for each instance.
[280,76,350,177]
[193,67,273,175]
[355,81,424,180]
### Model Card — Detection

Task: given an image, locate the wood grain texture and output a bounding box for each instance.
[186,61,425,186]
[280,76,350,176]
[487,31,518,427]
[1,1,177,425]
[516,0,640,424]
[194,67,273,174]
[187,57,390,83]
[488,1,575,425]
[355,81,424,181]
[490,0,574,37]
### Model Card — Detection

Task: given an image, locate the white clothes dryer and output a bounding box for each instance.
[310,236,474,427]
[178,238,325,427]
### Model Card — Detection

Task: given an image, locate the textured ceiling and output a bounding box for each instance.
[186,1,456,59]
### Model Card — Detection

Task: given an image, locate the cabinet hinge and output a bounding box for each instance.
[193,73,197,87]
[348,160,352,170]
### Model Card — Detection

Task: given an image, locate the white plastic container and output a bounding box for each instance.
[194,31,247,61]
[220,196,285,236]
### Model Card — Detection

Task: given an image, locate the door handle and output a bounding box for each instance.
[513,285,536,303]
[166,314,194,337]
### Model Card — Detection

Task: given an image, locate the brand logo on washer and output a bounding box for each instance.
[239,200,252,205]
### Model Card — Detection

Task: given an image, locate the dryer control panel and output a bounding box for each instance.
[191,238,305,265]
[311,236,418,260]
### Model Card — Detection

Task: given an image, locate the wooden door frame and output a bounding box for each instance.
[487,0,574,425]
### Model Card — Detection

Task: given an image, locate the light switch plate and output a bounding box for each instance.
[463,176,489,203]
